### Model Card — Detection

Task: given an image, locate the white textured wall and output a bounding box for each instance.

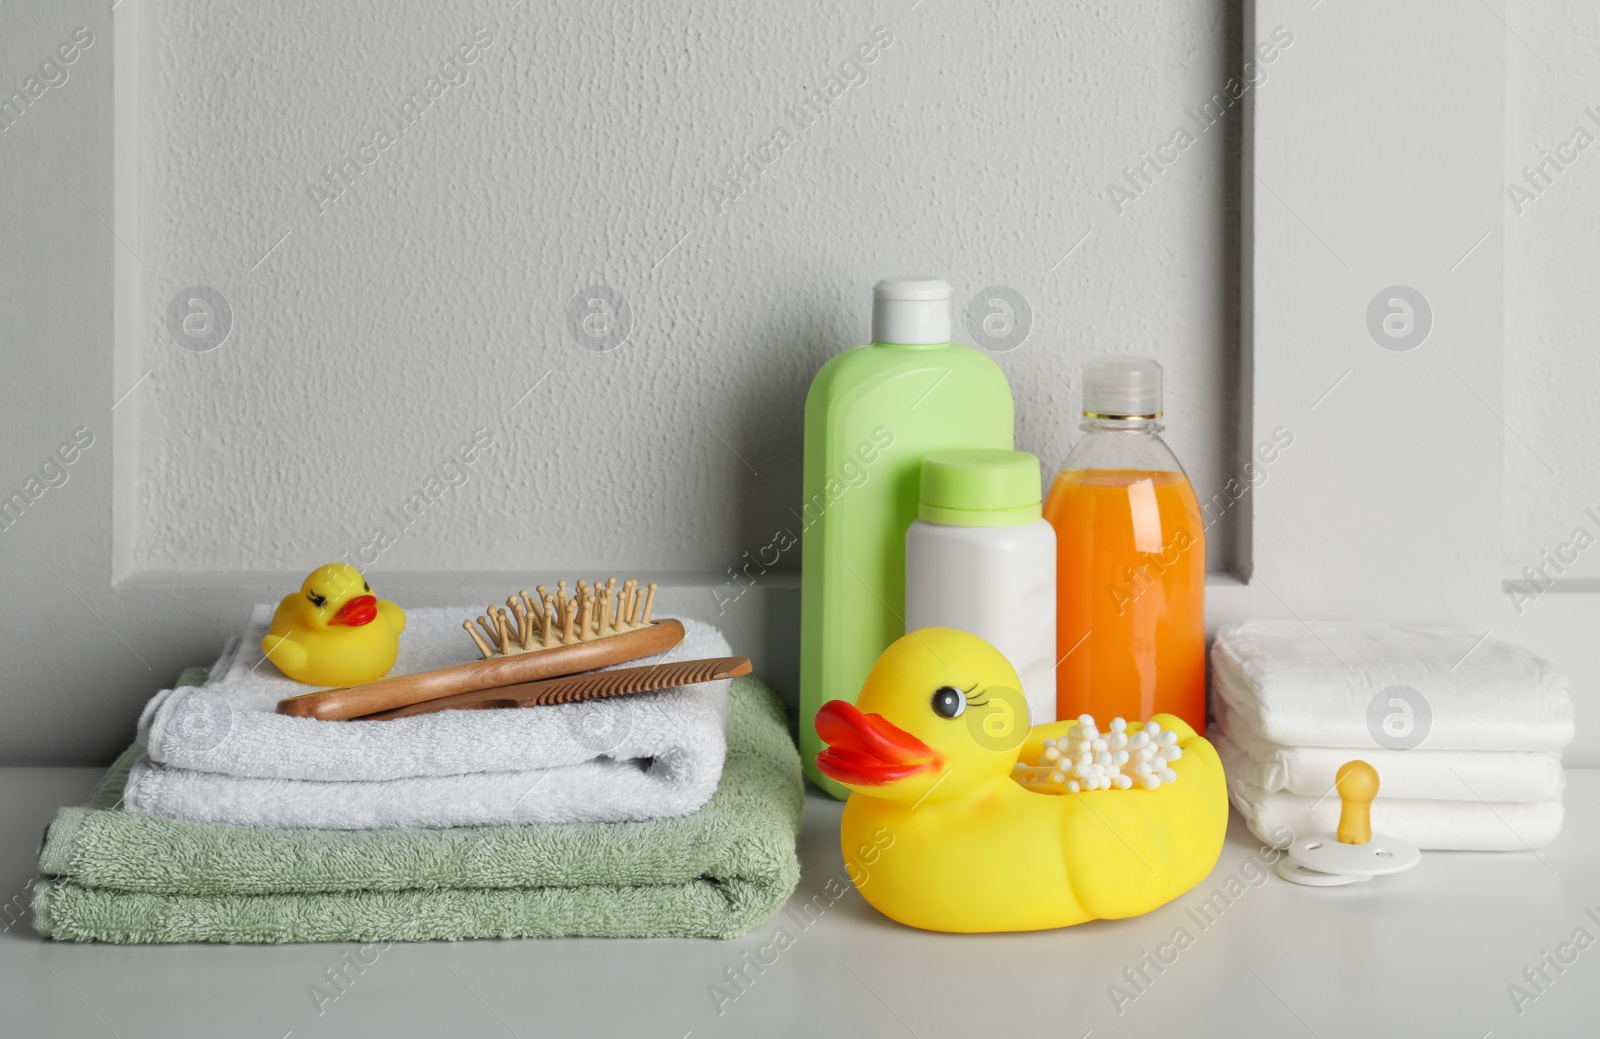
[132,0,1244,578]
[0,0,1247,764]
[1504,3,1600,585]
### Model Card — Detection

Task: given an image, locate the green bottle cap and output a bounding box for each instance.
[918,449,1042,527]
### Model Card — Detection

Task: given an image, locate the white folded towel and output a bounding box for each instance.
[1213,702,1566,803]
[1212,620,1574,752]
[124,605,734,828]
[138,605,731,782]
[122,722,726,829]
[1223,769,1565,852]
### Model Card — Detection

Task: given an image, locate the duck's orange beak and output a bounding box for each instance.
[815,700,940,786]
[330,594,378,627]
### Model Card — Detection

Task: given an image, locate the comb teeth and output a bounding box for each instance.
[532,658,736,704]
[468,578,659,659]
[359,656,753,720]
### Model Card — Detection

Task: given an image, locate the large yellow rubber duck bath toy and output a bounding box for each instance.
[262,563,406,686]
[815,628,1228,933]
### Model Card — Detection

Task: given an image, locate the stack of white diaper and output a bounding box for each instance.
[1211,620,1574,851]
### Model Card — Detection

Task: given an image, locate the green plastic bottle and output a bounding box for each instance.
[800,278,1015,797]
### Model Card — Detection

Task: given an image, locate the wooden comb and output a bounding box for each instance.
[465,578,659,659]
[276,618,685,720]
[359,656,752,720]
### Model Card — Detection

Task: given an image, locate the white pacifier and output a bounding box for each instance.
[1277,760,1421,887]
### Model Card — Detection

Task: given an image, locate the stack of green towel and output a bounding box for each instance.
[34,671,802,943]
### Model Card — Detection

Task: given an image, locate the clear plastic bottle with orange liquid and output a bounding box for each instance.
[1044,356,1206,732]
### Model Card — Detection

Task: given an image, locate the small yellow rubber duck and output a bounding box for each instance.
[262,563,406,686]
[815,628,1228,933]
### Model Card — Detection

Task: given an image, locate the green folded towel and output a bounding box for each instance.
[34,673,802,943]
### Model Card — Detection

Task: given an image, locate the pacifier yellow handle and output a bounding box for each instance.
[1335,760,1379,845]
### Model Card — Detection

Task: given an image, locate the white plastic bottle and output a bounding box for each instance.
[904,450,1057,724]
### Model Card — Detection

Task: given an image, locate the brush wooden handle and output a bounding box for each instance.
[275,619,686,720]
[359,656,753,720]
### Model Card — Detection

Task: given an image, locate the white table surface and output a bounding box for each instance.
[3,766,1597,1039]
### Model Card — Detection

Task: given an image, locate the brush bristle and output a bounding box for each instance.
[466,578,659,658]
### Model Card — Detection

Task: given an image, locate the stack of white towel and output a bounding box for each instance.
[128,605,733,829]
[1211,620,1574,851]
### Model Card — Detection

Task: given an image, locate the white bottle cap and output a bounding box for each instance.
[1082,355,1163,419]
[872,278,953,345]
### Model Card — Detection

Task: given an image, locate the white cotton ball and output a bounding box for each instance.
[1015,718,1179,797]
[1145,720,1162,736]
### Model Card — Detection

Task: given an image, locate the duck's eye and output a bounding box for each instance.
[363,582,371,593]
[307,591,328,608]
[931,686,966,718]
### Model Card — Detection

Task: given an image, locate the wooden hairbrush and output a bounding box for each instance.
[359,656,752,720]
[277,617,685,720]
